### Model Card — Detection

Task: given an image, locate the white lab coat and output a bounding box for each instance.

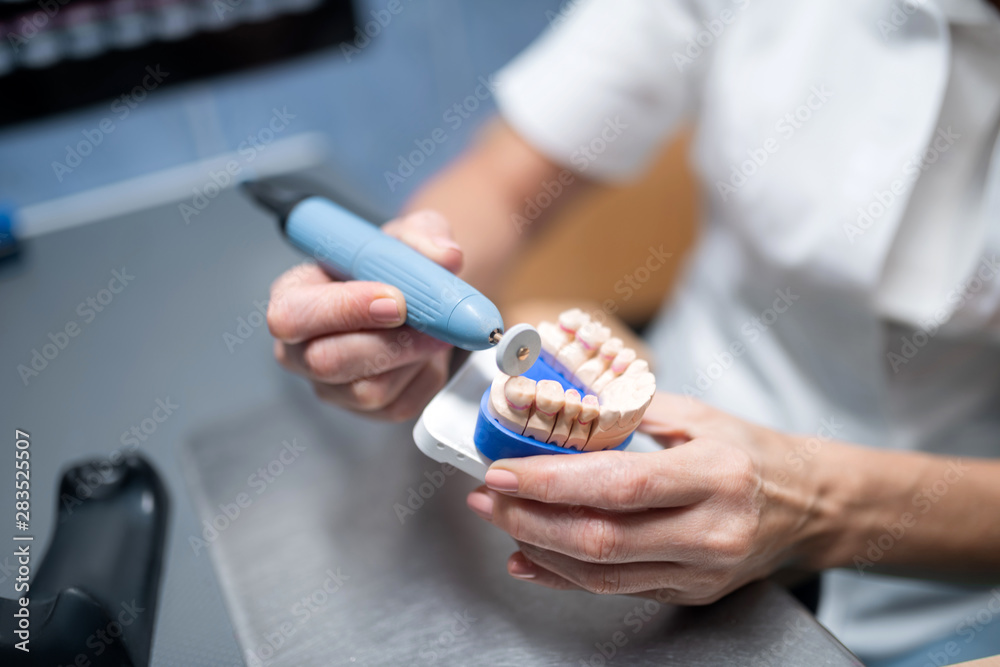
[495,0,1000,661]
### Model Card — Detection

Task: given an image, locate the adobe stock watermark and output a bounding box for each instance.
[516,510,676,664]
[715,85,833,202]
[771,416,845,487]
[51,67,169,182]
[76,600,146,665]
[393,462,459,524]
[672,0,752,72]
[58,398,179,519]
[179,107,297,224]
[226,261,316,354]
[189,438,307,555]
[289,567,350,626]
[516,244,672,337]
[4,0,71,53]
[750,617,813,667]
[511,116,629,234]
[244,566,350,667]
[224,299,270,353]
[886,254,998,373]
[681,287,800,399]
[608,245,673,306]
[578,589,678,666]
[941,588,1000,667]
[59,461,136,521]
[341,329,416,399]
[417,609,478,663]
[0,556,16,588]
[338,0,414,62]
[876,0,929,40]
[17,267,135,387]
[853,459,970,575]
[843,125,959,244]
[119,397,180,449]
[521,244,673,343]
[545,0,583,27]
[384,74,500,192]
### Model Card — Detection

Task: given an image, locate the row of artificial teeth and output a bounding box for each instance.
[540,309,650,393]
[487,309,656,451]
[490,374,602,450]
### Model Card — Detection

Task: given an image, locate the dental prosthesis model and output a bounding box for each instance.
[474,308,656,460]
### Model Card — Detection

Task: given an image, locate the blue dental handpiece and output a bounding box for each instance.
[243,181,505,351]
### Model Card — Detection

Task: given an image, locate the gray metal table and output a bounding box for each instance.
[0,187,860,666]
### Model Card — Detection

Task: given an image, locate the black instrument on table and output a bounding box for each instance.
[0,455,169,666]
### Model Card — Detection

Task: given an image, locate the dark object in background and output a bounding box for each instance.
[0,0,355,126]
[0,455,169,666]
[789,576,821,615]
[0,203,17,260]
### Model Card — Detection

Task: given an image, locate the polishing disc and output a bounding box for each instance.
[494,323,541,376]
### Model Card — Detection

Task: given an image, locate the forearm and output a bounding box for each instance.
[806,440,1000,580]
[402,119,591,299]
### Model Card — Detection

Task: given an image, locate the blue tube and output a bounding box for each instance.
[284,196,503,350]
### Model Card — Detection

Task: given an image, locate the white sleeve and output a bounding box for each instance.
[494,0,705,182]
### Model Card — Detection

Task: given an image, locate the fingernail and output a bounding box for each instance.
[485,469,518,493]
[508,553,537,579]
[369,298,401,324]
[466,491,494,520]
[431,236,461,252]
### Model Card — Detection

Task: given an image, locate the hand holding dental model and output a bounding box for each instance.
[467,393,1000,604]
[266,209,463,422]
[267,201,1000,609]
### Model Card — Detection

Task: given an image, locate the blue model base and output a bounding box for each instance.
[474,354,632,461]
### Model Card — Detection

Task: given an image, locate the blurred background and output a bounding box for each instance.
[0,0,550,212]
[0,1,706,664]
[0,0,698,324]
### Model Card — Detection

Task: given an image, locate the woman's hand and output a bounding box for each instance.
[466,393,842,604]
[267,211,461,421]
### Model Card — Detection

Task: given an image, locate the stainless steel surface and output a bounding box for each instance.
[183,398,861,667]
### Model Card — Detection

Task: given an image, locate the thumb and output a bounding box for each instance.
[637,392,700,447]
[383,210,463,274]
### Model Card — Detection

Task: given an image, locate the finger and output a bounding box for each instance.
[270,263,335,295]
[517,542,684,597]
[383,210,463,274]
[368,351,451,421]
[268,279,411,344]
[638,392,719,442]
[471,489,691,564]
[280,327,447,383]
[484,449,715,510]
[508,552,686,605]
[505,551,583,591]
[310,362,424,412]
[311,351,450,421]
